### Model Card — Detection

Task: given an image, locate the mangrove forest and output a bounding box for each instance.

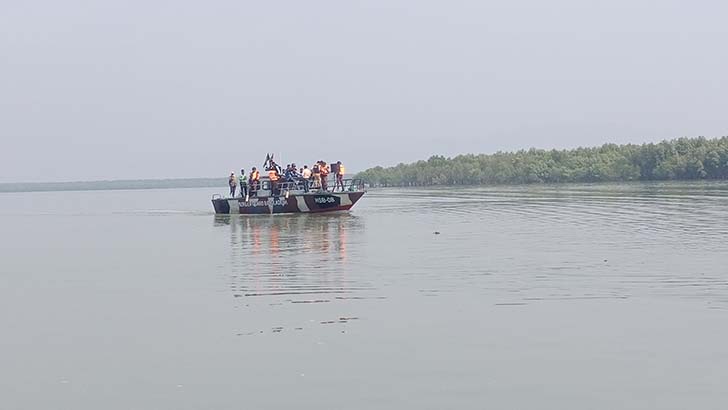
[355,137,728,186]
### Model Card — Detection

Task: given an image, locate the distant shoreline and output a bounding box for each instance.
[2,176,728,194]
[5,136,728,193]
[0,178,223,193]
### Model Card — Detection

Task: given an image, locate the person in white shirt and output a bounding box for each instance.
[301,165,312,192]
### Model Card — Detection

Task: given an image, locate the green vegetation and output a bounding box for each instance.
[356,137,728,186]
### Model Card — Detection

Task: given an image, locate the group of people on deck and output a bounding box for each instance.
[228,160,346,198]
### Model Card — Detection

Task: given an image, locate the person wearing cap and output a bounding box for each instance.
[228,172,237,197]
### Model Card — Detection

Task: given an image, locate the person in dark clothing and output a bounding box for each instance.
[249,167,260,196]
[288,164,301,180]
[286,163,307,192]
[269,160,282,175]
[334,161,345,191]
[239,169,248,198]
[311,162,322,190]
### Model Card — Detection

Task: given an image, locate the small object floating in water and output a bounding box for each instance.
[433,231,441,235]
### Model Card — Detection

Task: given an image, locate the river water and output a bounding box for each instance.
[2,182,728,409]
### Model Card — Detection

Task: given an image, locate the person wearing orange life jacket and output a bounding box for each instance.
[268,166,280,196]
[335,161,346,191]
[249,167,260,196]
[311,162,322,190]
[320,161,330,191]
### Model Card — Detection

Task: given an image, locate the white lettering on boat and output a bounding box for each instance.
[240,198,288,208]
[314,196,337,204]
[270,198,288,207]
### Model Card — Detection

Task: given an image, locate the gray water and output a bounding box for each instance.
[2,182,728,409]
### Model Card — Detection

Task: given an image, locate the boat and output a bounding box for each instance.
[212,177,366,215]
[212,156,366,215]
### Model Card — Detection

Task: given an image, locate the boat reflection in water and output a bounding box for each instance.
[213,214,368,303]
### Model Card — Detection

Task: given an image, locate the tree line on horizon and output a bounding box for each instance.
[355,137,728,186]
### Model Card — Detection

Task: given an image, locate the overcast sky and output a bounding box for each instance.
[1,0,726,182]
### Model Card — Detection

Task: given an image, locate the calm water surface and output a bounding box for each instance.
[2,182,728,409]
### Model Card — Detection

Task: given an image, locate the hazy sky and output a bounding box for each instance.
[2,0,726,182]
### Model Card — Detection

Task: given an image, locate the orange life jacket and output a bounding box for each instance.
[250,170,259,181]
[268,170,279,181]
[339,165,345,176]
[321,165,329,176]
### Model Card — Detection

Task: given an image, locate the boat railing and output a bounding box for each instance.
[275,177,365,194]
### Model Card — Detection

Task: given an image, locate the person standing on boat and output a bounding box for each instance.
[228,172,237,197]
[268,166,280,196]
[302,165,312,180]
[311,162,322,190]
[239,169,248,198]
[302,165,312,192]
[320,161,330,191]
[335,161,345,191]
[288,163,308,192]
[285,164,296,181]
[270,160,282,175]
[249,167,260,196]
